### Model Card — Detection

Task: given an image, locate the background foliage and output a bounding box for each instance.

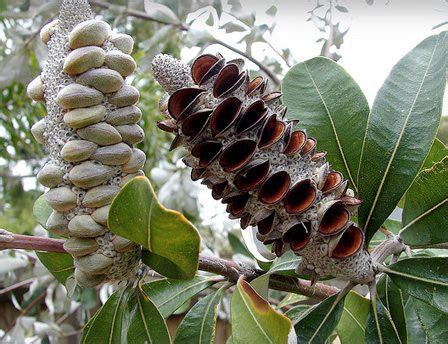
[0,0,447,343]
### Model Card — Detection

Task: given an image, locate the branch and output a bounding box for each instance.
[89,1,280,86]
[0,230,337,300]
[90,0,189,30]
[211,38,281,86]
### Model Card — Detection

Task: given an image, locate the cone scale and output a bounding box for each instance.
[153,54,375,284]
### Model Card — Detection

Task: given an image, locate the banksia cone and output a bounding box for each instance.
[28,0,145,288]
[153,54,375,284]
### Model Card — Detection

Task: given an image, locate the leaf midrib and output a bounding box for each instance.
[363,33,443,231]
[303,61,358,192]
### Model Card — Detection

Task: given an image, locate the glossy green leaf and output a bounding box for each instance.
[384,257,448,313]
[358,32,448,243]
[142,276,218,318]
[127,288,171,344]
[421,138,447,170]
[36,251,74,284]
[81,287,129,344]
[377,275,407,343]
[294,292,346,344]
[33,194,52,228]
[109,176,200,279]
[268,251,301,274]
[336,291,370,344]
[413,297,448,342]
[173,285,227,344]
[400,157,448,247]
[365,297,401,344]
[404,297,428,344]
[228,231,252,257]
[231,277,291,344]
[283,56,370,192]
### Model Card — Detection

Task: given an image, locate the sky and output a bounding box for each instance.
[186,0,448,113]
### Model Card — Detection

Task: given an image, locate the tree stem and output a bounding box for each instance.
[0,230,337,300]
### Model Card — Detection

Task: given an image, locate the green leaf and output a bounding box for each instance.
[404,297,428,344]
[365,296,401,344]
[294,292,346,343]
[421,138,447,170]
[173,285,227,344]
[283,56,370,193]
[36,251,74,284]
[127,288,171,344]
[337,291,370,344]
[384,257,448,313]
[377,276,408,343]
[412,297,448,341]
[231,277,291,344]
[228,231,252,257]
[142,276,218,318]
[400,157,448,247]
[144,1,180,24]
[268,251,301,275]
[109,176,200,279]
[81,287,129,344]
[358,32,448,243]
[33,194,52,228]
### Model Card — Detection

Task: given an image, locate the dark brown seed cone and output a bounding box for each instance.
[152,54,375,284]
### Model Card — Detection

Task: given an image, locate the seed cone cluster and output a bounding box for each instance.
[153,54,375,284]
[28,0,145,287]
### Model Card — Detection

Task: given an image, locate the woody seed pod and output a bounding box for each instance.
[108,85,140,107]
[76,68,124,93]
[61,140,97,162]
[77,122,122,146]
[122,148,146,173]
[115,124,144,145]
[63,46,106,75]
[63,237,99,257]
[27,75,45,102]
[91,205,110,226]
[56,83,103,109]
[68,19,111,49]
[119,170,144,187]
[69,161,115,188]
[64,105,106,129]
[46,211,69,236]
[31,119,46,144]
[75,268,106,288]
[37,163,65,188]
[45,187,77,212]
[40,19,59,44]
[74,253,113,274]
[111,236,136,253]
[105,105,142,126]
[90,143,132,165]
[110,33,134,54]
[68,214,107,238]
[104,50,136,77]
[82,185,120,208]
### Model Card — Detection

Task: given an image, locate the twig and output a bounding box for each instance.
[90,0,189,30]
[212,38,281,86]
[0,231,337,300]
[0,229,66,253]
[89,1,280,86]
[0,278,35,297]
[0,289,47,339]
